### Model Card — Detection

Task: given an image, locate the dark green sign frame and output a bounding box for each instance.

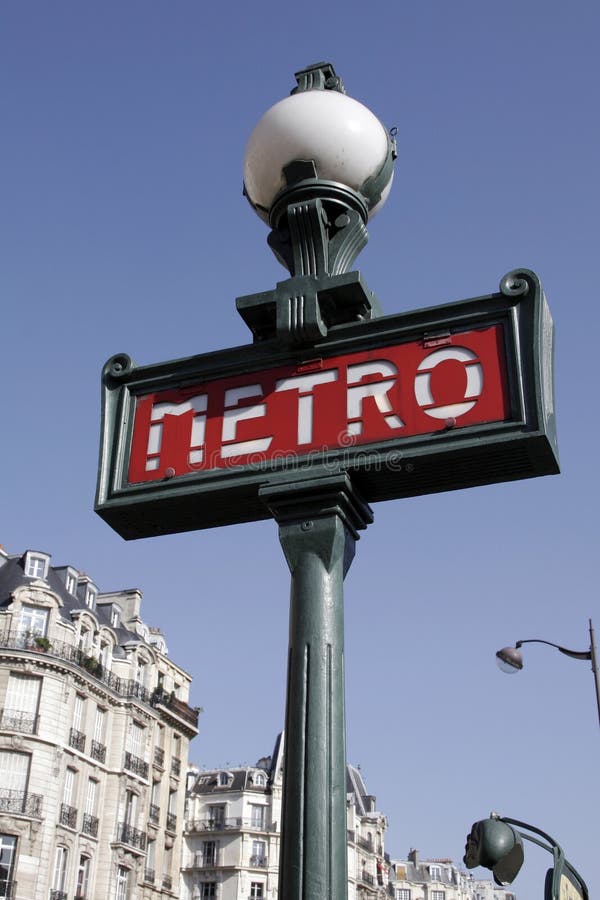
[95,269,559,540]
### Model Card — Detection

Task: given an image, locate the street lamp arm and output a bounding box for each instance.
[515,639,591,661]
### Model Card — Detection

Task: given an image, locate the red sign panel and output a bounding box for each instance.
[128,325,508,484]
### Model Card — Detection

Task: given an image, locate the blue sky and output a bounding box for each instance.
[2,1,599,897]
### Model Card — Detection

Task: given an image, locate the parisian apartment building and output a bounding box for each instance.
[0,545,199,900]
[389,850,516,900]
[183,735,516,900]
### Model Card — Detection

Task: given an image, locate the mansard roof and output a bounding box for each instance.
[0,548,155,654]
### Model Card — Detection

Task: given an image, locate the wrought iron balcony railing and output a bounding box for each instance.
[69,728,85,752]
[153,746,165,768]
[59,803,77,829]
[49,891,67,900]
[82,813,99,837]
[171,756,181,776]
[117,822,146,851]
[0,788,42,817]
[90,740,106,763]
[166,812,177,832]
[193,854,218,869]
[162,874,173,890]
[124,751,149,779]
[0,632,161,711]
[144,868,155,884]
[361,871,375,886]
[185,816,276,833]
[250,855,268,867]
[0,708,38,735]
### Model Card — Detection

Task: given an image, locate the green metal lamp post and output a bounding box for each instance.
[496,618,600,729]
[95,60,560,900]
[243,63,395,900]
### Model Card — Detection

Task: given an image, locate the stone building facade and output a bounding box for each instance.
[389,850,516,900]
[182,735,389,900]
[0,545,199,900]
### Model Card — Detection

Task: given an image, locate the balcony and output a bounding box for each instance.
[361,872,375,887]
[0,632,156,708]
[59,803,77,829]
[357,835,373,852]
[144,868,155,884]
[171,756,181,776]
[117,822,146,851]
[166,812,177,833]
[193,853,218,869]
[124,751,149,779]
[82,813,99,837]
[90,740,106,763]
[150,688,199,729]
[149,803,160,825]
[0,708,38,735]
[185,816,276,833]
[250,855,268,868]
[69,728,85,753]
[153,746,165,768]
[162,874,173,891]
[0,788,42,817]
[49,892,67,900]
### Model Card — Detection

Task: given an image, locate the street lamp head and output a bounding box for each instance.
[496,645,524,674]
[243,62,395,277]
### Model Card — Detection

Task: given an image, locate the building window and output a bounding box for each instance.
[200,883,216,900]
[430,866,442,882]
[208,805,224,827]
[65,572,77,594]
[202,840,216,867]
[396,890,411,900]
[431,892,445,900]
[111,606,121,628]
[100,640,112,671]
[76,854,91,899]
[78,626,91,653]
[52,846,68,896]
[218,772,230,787]
[115,866,130,900]
[254,772,266,786]
[251,840,266,866]
[25,553,48,579]
[0,750,30,794]
[250,882,264,899]
[250,804,265,829]
[17,605,48,640]
[85,587,96,609]
[2,673,41,734]
[0,834,17,899]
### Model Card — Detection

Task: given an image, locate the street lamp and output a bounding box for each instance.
[238,60,396,345]
[496,618,600,728]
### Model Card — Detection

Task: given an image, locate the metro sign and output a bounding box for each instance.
[96,270,559,539]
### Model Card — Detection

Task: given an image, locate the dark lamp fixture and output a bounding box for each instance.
[496,645,523,673]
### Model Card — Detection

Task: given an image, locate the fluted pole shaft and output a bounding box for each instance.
[260,476,372,900]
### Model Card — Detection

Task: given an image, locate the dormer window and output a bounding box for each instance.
[25,552,49,580]
[65,572,77,594]
[111,605,121,628]
[85,586,97,609]
[218,772,231,787]
[254,772,266,787]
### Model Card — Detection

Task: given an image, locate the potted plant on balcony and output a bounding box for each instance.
[34,635,51,652]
